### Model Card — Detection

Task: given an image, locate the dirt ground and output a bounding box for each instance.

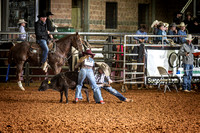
[0,83,200,133]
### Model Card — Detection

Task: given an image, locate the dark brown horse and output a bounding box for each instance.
[7,33,83,90]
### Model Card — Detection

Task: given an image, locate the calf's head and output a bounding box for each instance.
[38,79,50,91]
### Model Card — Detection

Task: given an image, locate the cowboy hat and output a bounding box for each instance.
[96,62,111,76]
[178,22,187,27]
[17,19,27,24]
[46,11,54,17]
[169,23,176,27]
[82,49,95,57]
[151,20,159,28]
[163,23,169,28]
[37,12,47,18]
[185,34,194,41]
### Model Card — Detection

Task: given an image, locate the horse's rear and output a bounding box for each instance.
[8,41,30,64]
[7,41,31,90]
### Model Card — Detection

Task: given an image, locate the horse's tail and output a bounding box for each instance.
[6,42,15,82]
[8,42,15,64]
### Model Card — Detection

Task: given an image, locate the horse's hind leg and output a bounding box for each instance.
[16,61,25,91]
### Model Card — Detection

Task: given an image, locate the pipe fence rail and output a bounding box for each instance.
[0,32,200,89]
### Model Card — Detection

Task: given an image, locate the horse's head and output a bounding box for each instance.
[72,32,83,52]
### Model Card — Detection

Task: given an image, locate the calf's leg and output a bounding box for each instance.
[60,91,63,103]
[82,87,89,103]
[64,86,69,104]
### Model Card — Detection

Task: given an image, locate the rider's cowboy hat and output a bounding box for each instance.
[46,11,54,17]
[82,49,95,58]
[151,20,159,28]
[37,13,47,18]
[185,34,194,41]
[96,62,111,76]
[17,19,27,24]
[177,22,187,27]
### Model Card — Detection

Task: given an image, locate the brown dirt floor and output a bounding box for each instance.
[0,83,200,133]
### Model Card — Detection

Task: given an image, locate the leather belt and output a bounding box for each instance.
[82,65,93,69]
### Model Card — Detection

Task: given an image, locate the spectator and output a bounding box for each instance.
[17,19,27,41]
[134,24,148,43]
[46,11,57,32]
[173,12,182,25]
[151,20,160,35]
[157,23,168,43]
[164,23,169,32]
[183,12,193,33]
[177,22,187,44]
[167,23,178,43]
[178,34,194,92]
[190,18,200,34]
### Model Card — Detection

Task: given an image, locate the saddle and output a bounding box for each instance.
[30,40,55,54]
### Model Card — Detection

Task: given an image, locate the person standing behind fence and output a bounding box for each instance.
[46,12,57,32]
[157,22,168,44]
[134,24,148,43]
[167,23,178,43]
[177,22,187,44]
[178,34,194,92]
[17,19,27,41]
[173,12,182,25]
[151,20,160,43]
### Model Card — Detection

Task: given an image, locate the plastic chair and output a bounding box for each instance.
[157,66,178,93]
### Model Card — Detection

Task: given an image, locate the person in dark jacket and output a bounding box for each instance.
[46,11,57,32]
[167,23,178,43]
[183,12,193,33]
[35,13,52,70]
[173,12,182,25]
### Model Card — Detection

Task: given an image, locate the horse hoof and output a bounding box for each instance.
[20,87,25,91]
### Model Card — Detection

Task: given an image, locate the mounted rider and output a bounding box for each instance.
[35,13,53,71]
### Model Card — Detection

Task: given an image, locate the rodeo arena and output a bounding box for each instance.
[0,0,200,132]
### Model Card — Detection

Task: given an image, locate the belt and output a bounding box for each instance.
[82,65,93,69]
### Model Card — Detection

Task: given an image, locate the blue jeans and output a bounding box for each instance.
[183,64,193,91]
[75,68,103,102]
[101,86,126,101]
[37,39,49,63]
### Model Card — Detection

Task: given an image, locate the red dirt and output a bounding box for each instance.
[0,83,200,132]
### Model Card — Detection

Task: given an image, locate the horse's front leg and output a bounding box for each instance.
[16,61,25,91]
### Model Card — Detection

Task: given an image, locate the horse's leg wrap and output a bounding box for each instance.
[17,81,25,91]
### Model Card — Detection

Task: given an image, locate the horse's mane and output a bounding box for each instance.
[56,34,76,43]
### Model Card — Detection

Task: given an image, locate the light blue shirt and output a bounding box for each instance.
[134,30,148,41]
[178,30,187,44]
[19,25,26,40]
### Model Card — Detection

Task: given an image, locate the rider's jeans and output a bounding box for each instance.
[37,39,49,63]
